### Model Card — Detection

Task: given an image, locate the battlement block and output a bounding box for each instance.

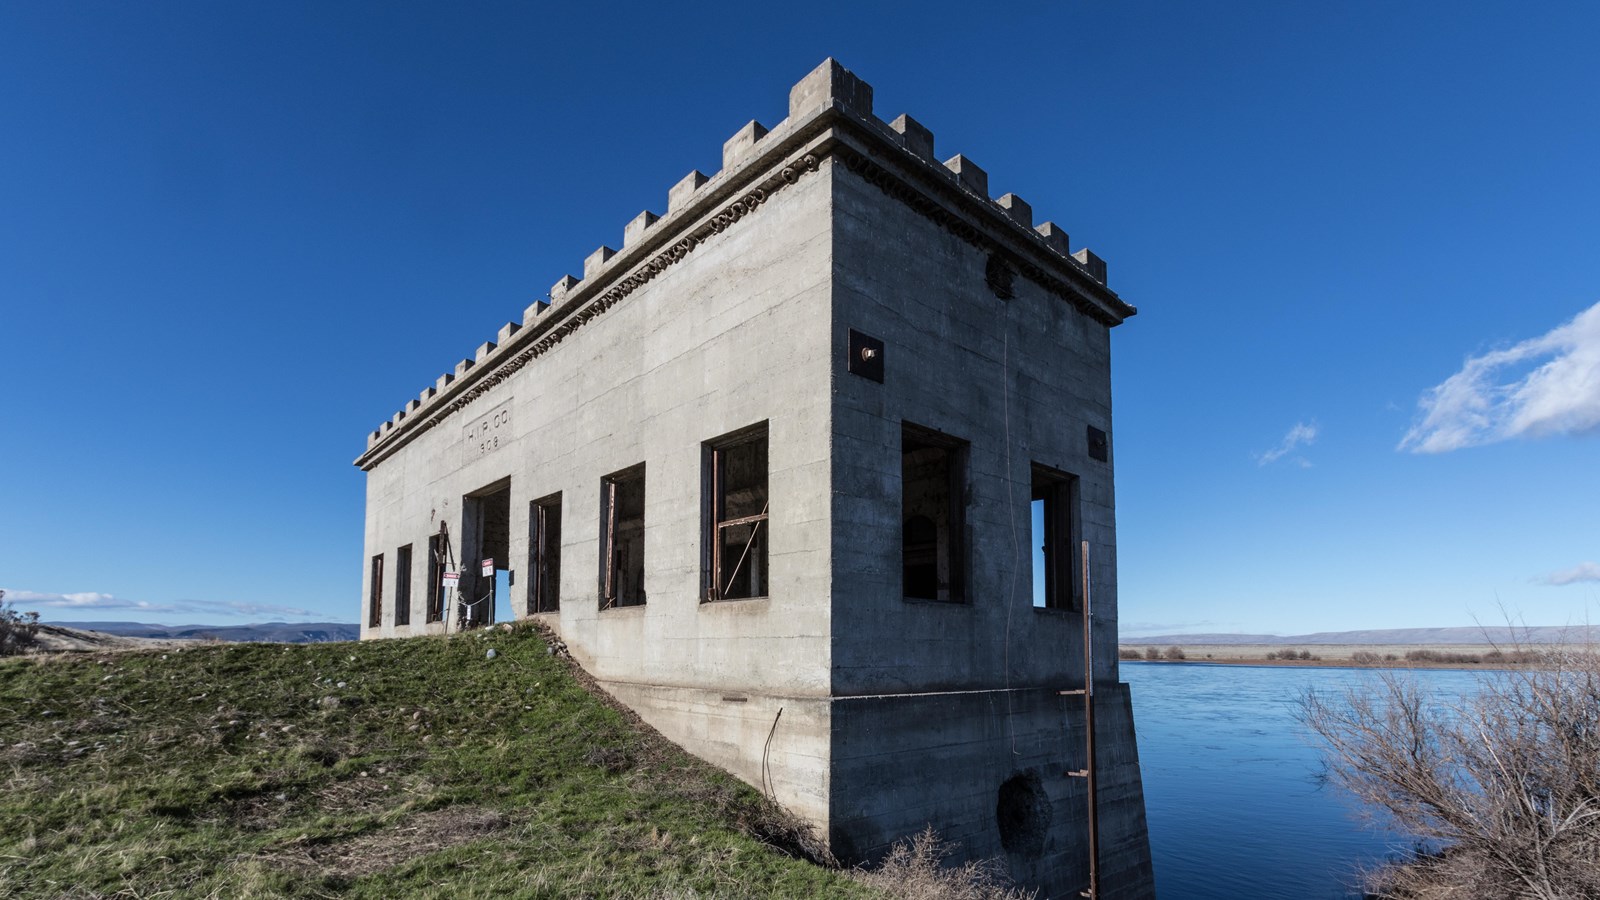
[1073,248,1108,284]
[406,398,421,413]
[668,171,709,213]
[550,274,581,303]
[391,410,405,426]
[996,193,1033,228]
[382,420,393,434]
[419,385,437,404]
[889,114,934,161]
[453,358,475,378]
[497,321,520,345]
[624,210,659,247]
[435,372,455,393]
[474,341,497,362]
[523,299,550,324]
[368,429,380,448]
[789,58,873,120]
[1035,222,1070,255]
[722,120,769,169]
[584,246,615,279]
[944,154,988,197]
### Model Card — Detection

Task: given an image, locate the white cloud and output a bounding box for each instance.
[1544,562,1600,586]
[0,588,312,618]
[1400,301,1600,453]
[1256,421,1318,467]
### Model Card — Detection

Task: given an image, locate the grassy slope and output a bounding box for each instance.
[0,624,875,899]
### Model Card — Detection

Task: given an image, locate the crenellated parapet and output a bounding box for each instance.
[359,58,1134,464]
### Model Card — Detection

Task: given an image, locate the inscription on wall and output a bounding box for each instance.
[463,399,512,463]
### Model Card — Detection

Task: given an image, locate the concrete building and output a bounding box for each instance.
[355,60,1154,898]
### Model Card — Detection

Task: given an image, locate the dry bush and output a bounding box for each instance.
[1163,646,1186,661]
[1301,648,1600,899]
[1143,647,1161,661]
[0,592,40,656]
[852,827,1036,900]
[1352,651,1382,664]
[1119,648,1143,661]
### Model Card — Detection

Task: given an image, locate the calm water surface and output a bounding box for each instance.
[1123,662,1484,900]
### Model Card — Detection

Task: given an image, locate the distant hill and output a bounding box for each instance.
[46,621,360,643]
[1126,625,1600,646]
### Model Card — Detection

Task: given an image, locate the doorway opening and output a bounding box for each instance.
[461,478,511,629]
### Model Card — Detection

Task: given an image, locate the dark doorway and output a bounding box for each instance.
[461,479,511,628]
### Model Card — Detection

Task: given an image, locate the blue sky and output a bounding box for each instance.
[2,1,1596,634]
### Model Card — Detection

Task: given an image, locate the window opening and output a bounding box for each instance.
[901,424,967,602]
[426,524,454,624]
[395,544,412,626]
[1031,464,1080,610]
[601,465,646,608]
[705,425,769,601]
[529,493,562,613]
[368,553,384,628]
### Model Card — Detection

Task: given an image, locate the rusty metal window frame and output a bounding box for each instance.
[425,522,455,624]
[529,493,562,614]
[1031,463,1081,612]
[368,553,384,628]
[599,464,646,609]
[702,423,770,602]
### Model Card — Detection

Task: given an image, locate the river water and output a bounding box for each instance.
[1123,661,1486,899]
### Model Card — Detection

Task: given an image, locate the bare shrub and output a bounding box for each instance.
[1144,647,1160,661]
[1119,648,1142,661]
[1163,646,1186,661]
[1352,651,1382,665]
[1405,649,1484,665]
[852,826,1037,900]
[1301,649,1600,899]
[1,591,40,657]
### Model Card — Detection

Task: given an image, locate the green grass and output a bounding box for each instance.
[0,624,877,899]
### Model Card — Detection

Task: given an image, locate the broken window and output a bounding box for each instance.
[901,423,966,602]
[600,465,646,608]
[395,544,412,626]
[704,424,769,601]
[1031,464,1080,610]
[426,530,449,624]
[529,493,562,614]
[368,553,384,628]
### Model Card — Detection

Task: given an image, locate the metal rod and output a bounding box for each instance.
[1082,539,1100,900]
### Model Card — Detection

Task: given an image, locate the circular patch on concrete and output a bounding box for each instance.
[996,771,1051,857]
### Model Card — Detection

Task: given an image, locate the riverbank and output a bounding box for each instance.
[1118,643,1560,670]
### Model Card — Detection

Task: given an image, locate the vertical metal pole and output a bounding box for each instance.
[1083,539,1100,899]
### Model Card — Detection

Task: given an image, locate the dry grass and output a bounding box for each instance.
[850,828,1037,900]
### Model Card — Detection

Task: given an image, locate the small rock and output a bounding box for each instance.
[486,649,497,659]
[336,681,347,689]
[411,710,422,721]
[320,696,340,709]
[275,793,287,802]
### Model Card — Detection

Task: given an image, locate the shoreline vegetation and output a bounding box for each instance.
[1118,644,1573,670]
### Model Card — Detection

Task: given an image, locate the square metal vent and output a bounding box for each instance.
[1087,425,1109,462]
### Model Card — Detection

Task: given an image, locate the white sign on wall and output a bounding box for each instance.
[481,558,495,577]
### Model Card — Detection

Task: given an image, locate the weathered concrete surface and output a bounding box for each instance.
[356,58,1153,899]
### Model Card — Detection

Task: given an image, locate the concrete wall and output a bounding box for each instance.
[831,684,1153,900]
[359,150,839,825]
[829,158,1121,695]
